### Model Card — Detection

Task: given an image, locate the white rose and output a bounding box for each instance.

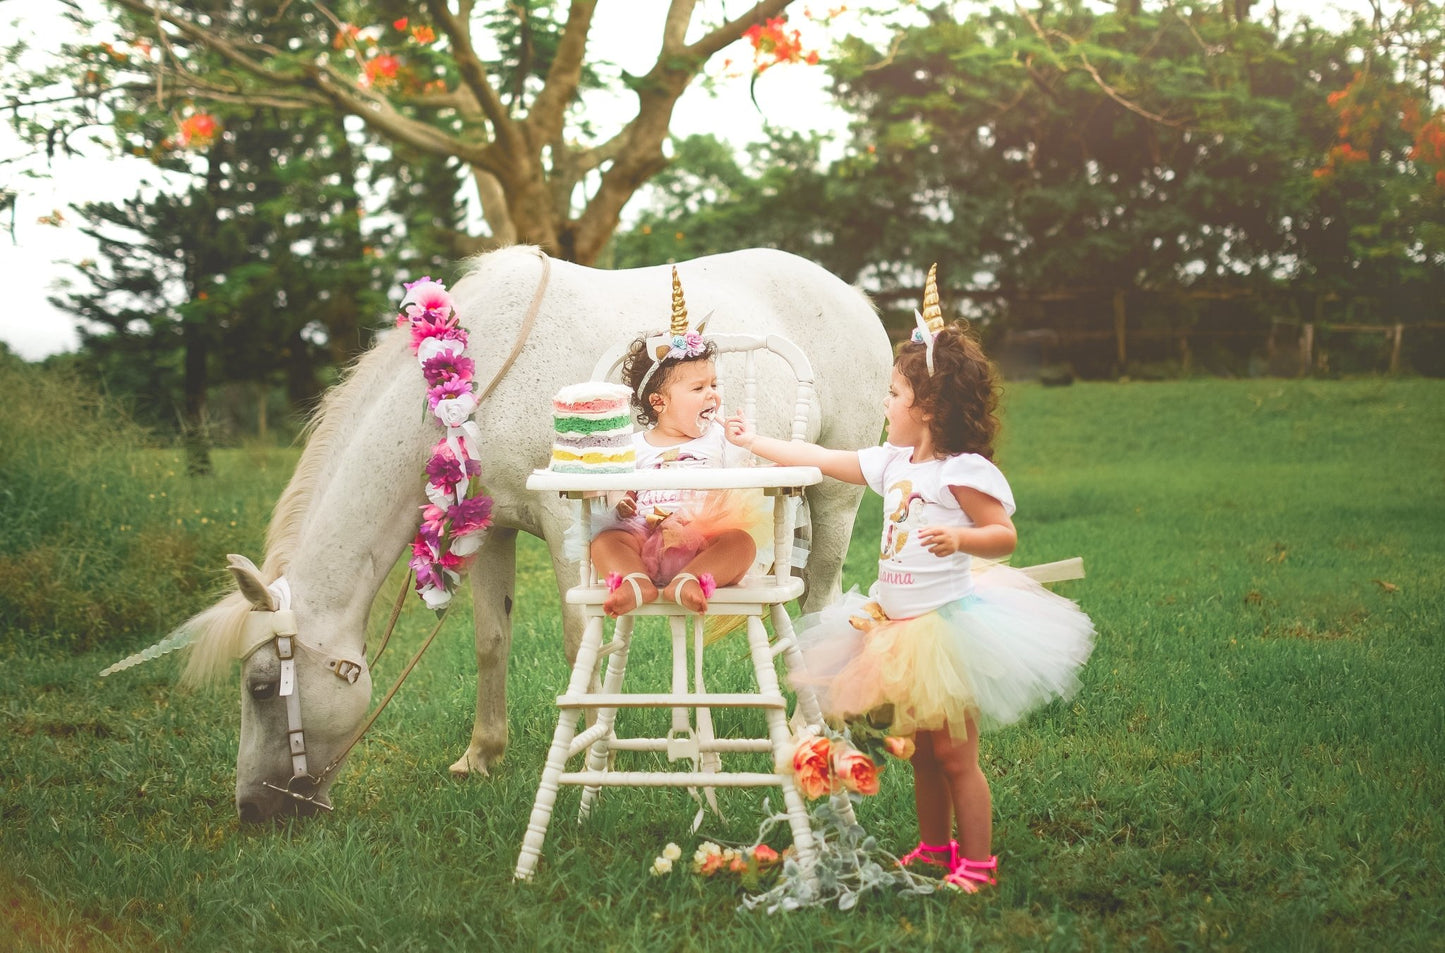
[662,842,682,862]
[433,392,477,428]
[424,482,454,508]
[650,857,673,876]
[419,586,452,610]
[416,336,464,365]
[450,533,482,558]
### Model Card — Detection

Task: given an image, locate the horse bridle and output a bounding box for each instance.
[236,577,368,810]
[237,573,449,812]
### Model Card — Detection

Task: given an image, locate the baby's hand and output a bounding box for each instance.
[916,526,961,557]
[724,411,755,449]
[616,491,638,519]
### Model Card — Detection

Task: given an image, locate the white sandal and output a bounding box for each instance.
[605,571,652,615]
[665,572,714,613]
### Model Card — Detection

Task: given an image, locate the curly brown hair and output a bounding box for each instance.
[894,323,1001,460]
[620,333,719,427]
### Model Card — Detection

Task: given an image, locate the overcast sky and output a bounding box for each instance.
[0,0,1364,360]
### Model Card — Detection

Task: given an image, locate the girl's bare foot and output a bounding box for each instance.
[604,572,656,617]
[664,572,712,613]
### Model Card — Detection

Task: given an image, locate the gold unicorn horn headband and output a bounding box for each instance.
[911,262,945,375]
[638,266,712,394]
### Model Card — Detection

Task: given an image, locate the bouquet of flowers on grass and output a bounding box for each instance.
[650,716,936,912]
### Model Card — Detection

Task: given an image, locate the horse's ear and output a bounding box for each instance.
[227,554,275,610]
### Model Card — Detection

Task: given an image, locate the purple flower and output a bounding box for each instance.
[448,495,494,536]
[427,378,472,411]
[425,446,478,491]
[421,352,476,386]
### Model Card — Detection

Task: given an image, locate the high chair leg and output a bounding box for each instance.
[579,615,635,819]
[516,615,608,880]
[771,603,856,829]
[745,614,818,876]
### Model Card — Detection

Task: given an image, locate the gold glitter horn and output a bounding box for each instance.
[913,262,944,375]
[639,266,713,393]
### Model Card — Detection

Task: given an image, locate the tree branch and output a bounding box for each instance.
[424,0,521,157]
[527,0,597,148]
[683,0,795,61]
[1017,5,1186,128]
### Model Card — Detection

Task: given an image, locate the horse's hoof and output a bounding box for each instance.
[448,751,492,778]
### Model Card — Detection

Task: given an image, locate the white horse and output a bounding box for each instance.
[132,246,892,821]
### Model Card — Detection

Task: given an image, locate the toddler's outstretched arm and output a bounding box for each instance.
[725,412,866,485]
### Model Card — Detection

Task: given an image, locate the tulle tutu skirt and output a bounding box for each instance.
[791,563,1095,739]
[614,488,771,586]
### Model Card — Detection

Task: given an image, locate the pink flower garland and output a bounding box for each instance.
[397,276,493,610]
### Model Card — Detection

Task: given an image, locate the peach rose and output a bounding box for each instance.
[752,844,781,867]
[792,734,833,799]
[833,746,882,796]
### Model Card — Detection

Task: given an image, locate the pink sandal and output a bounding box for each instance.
[943,854,998,893]
[898,840,956,873]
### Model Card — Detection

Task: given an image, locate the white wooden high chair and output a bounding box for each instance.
[514,333,841,881]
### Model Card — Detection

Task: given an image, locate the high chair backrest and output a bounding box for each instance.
[589,333,816,447]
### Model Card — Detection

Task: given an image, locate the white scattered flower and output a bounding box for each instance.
[662,842,682,862]
[651,856,673,876]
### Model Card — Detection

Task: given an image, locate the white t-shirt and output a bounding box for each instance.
[858,443,1017,619]
[631,421,746,518]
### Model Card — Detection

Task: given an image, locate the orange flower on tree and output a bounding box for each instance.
[364,53,401,89]
[333,24,360,50]
[411,24,436,45]
[743,16,819,74]
[177,112,218,149]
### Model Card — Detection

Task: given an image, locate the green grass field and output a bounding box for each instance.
[3,379,1442,952]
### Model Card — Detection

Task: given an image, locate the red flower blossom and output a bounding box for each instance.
[364,53,401,89]
[177,112,218,149]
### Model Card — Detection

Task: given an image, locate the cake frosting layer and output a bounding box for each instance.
[550,381,635,473]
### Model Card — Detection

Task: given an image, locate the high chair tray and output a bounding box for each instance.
[527,465,822,493]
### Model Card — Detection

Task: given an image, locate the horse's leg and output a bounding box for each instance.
[450,527,518,777]
[798,482,867,614]
[531,504,585,668]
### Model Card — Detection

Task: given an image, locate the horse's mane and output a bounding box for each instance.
[181,333,407,685]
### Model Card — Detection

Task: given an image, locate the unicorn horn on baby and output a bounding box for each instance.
[639,266,714,393]
[912,262,945,376]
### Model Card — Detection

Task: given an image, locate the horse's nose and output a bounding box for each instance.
[237,797,271,824]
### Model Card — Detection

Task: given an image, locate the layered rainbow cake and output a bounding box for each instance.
[550,382,636,473]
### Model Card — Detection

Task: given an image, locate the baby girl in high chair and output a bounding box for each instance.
[591,270,761,618]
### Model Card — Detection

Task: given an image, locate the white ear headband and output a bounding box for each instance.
[637,265,713,397]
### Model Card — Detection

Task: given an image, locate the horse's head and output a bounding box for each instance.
[227,554,373,822]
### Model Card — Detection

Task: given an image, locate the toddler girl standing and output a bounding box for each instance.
[725,265,1094,892]
[592,268,761,618]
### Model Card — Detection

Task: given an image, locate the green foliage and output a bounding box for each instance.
[1,378,1441,949]
[0,357,290,649]
[609,131,836,269]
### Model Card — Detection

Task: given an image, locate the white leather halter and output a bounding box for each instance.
[237,577,367,789]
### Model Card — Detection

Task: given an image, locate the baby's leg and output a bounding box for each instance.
[591,529,657,616]
[664,529,756,612]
